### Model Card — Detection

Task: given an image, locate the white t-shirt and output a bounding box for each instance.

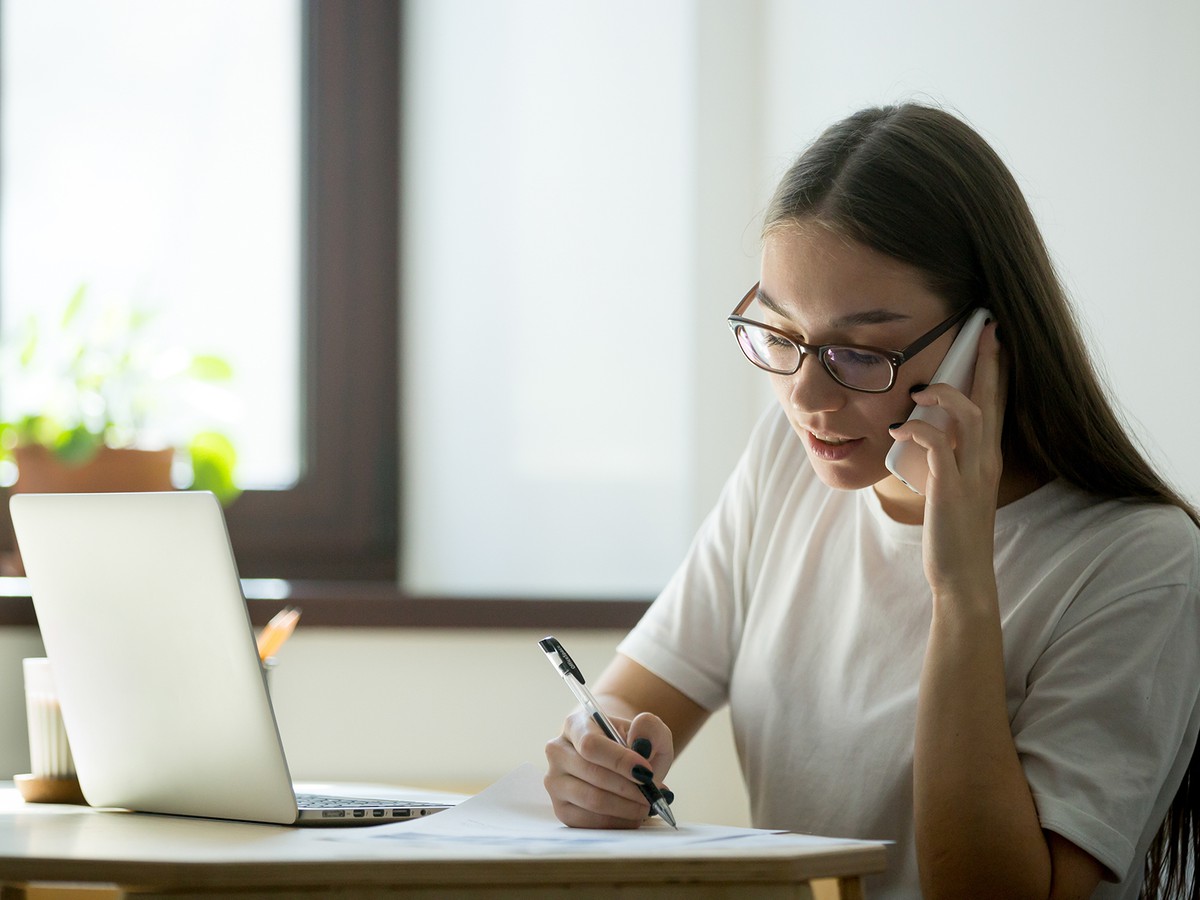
[619,407,1200,900]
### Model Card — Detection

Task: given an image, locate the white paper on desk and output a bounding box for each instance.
[336,763,879,857]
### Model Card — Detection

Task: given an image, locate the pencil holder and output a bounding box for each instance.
[261,656,278,695]
[15,657,86,805]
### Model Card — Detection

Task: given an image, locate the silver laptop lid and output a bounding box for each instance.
[11,491,300,824]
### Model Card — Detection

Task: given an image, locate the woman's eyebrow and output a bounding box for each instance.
[833,309,912,327]
[755,286,911,328]
[754,286,791,317]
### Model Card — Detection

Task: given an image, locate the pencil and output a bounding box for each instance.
[257,606,301,660]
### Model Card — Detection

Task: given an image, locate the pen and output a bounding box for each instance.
[257,606,301,661]
[538,635,677,828]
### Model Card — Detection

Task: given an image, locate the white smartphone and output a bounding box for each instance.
[885,307,994,495]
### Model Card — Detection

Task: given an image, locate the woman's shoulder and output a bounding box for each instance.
[995,484,1199,651]
[1005,479,1200,587]
[1006,478,1194,532]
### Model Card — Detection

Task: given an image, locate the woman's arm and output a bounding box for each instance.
[896,323,1106,899]
[592,655,712,751]
[544,654,710,828]
[914,579,1104,898]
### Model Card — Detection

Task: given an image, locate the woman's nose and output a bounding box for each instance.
[786,355,845,414]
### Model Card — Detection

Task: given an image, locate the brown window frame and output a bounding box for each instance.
[0,0,651,631]
[225,0,400,581]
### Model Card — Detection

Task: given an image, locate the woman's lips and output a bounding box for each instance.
[804,430,866,461]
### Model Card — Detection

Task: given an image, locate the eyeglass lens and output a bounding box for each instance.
[734,323,894,391]
[823,345,893,391]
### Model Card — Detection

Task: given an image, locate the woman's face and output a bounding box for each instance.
[759,225,961,502]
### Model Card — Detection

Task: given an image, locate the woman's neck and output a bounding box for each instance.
[872,461,1047,526]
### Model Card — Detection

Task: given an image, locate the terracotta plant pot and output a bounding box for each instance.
[1,446,176,575]
[12,445,175,494]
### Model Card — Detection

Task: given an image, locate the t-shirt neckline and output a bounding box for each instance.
[861,478,1072,543]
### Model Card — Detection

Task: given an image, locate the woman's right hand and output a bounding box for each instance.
[544,707,675,828]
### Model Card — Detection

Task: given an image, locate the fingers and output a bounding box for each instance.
[543,710,670,829]
[896,385,982,485]
[629,728,677,821]
[627,712,674,783]
[888,321,1004,490]
[543,750,652,828]
[972,322,1007,452]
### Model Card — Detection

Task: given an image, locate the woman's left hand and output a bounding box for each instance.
[890,321,1006,601]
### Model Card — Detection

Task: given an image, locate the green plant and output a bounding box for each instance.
[0,284,241,503]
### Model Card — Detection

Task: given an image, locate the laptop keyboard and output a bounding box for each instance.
[296,793,445,809]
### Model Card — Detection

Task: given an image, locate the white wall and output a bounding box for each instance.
[2,0,1196,831]
[0,627,752,826]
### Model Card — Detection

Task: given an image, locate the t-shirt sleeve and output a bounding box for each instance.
[1011,510,1200,882]
[617,406,782,711]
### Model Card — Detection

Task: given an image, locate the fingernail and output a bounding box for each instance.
[910,383,928,394]
[631,765,655,785]
[631,737,652,759]
[888,422,904,431]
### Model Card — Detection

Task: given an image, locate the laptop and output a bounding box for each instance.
[10,490,454,826]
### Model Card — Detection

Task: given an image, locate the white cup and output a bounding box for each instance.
[22,657,76,779]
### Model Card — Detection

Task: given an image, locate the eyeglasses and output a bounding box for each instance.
[727,282,974,393]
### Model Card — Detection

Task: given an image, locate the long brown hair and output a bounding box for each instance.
[764,103,1197,898]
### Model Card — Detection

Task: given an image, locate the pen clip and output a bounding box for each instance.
[538,635,585,684]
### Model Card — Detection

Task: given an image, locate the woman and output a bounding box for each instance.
[544,104,1199,900]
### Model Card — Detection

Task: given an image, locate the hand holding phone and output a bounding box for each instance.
[885,308,994,495]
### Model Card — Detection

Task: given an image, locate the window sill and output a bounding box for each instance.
[0,578,651,630]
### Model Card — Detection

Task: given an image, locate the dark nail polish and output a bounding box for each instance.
[631,765,655,785]
[631,737,652,759]
[910,383,928,394]
[888,422,903,431]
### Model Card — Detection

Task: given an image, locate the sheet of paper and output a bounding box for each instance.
[330,763,882,857]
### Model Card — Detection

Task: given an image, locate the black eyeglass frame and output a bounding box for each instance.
[727,281,976,393]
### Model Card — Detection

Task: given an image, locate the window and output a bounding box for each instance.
[398,1,764,604]
[400,0,697,598]
[0,1,401,582]
[0,1,765,622]
[224,0,400,580]
[1,0,302,490]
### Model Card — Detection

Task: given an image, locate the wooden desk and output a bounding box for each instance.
[0,786,887,899]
